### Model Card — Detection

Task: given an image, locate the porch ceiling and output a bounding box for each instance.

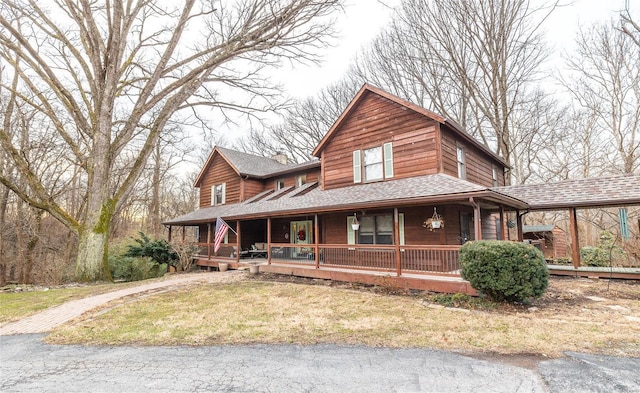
[163,173,528,225]
[493,174,640,211]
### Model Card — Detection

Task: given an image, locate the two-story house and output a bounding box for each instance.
[165,84,537,292]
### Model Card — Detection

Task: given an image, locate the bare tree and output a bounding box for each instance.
[237,79,360,162]
[347,0,559,184]
[563,21,640,175]
[0,0,342,281]
[621,1,640,47]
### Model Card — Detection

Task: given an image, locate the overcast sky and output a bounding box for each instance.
[278,0,635,99]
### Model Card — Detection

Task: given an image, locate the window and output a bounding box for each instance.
[296,175,306,187]
[460,213,471,244]
[275,179,285,190]
[347,214,396,245]
[353,142,393,183]
[211,183,225,205]
[457,146,466,179]
[363,147,383,181]
[492,166,499,187]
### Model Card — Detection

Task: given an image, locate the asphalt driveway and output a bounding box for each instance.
[1,334,638,393]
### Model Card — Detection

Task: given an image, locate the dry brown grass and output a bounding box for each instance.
[45,275,640,358]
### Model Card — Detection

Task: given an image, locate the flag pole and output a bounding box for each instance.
[219,217,238,235]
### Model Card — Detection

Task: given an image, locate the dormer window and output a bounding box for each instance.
[296,175,306,187]
[211,183,226,205]
[275,179,285,190]
[353,142,393,183]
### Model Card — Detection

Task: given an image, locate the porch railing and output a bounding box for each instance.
[194,242,461,276]
[271,243,461,276]
[194,243,236,261]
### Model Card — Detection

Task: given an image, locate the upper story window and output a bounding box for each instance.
[353,142,393,183]
[492,166,499,187]
[275,179,285,190]
[296,175,306,187]
[211,183,226,206]
[363,147,383,181]
[456,146,466,180]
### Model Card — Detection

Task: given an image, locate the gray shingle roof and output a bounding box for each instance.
[523,225,556,233]
[166,173,640,226]
[164,173,512,225]
[216,147,289,177]
[493,174,640,210]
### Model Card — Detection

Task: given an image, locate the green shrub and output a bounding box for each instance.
[580,230,625,267]
[109,254,167,282]
[460,240,549,303]
[108,236,168,282]
[124,232,178,268]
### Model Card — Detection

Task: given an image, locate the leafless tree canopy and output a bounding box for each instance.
[563,21,640,175]
[0,0,342,281]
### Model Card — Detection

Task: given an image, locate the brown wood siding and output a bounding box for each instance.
[440,127,506,187]
[553,228,568,258]
[481,213,499,240]
[323,213,349,244]
[242,179,264,201]
[198,155,241,208]
[323,205,472,246]
[321,92,439,190]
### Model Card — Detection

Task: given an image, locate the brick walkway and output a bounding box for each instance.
[0,271,243,336]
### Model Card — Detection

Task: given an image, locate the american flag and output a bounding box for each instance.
[214,217,229,253]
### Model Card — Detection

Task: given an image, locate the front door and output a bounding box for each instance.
[290,220,313,258]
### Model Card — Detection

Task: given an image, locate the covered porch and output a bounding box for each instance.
[168,191,526,293]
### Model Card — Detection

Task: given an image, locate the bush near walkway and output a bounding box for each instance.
[460,240,549,303]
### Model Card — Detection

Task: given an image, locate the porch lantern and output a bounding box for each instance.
[352,214,360,231]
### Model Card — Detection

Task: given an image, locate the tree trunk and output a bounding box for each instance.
[75,201,114,282]
[149,142,161,238]
[75,133,114,282]
[0,185,9,286]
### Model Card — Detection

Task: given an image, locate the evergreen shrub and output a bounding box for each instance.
[460,240,549,303]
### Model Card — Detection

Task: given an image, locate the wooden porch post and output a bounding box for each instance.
[207,223,212,259]
[499,206,507,240]
[236,220,241,263]
[516,210,524,241]
[569,208,581,269]
[394,208,401,277]
[267,218,272,265]
[470,198,481,240]
[168,226,172,243]
[181,226,186,242]
[314,214,320,269]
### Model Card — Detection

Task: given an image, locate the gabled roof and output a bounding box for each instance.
[194,146,319,187]
[494,174,640,210]
[164,173,528,225]
[312,84,508,167]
